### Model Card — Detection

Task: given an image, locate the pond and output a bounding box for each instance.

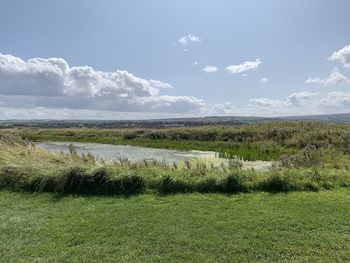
[36,141,277,171]
[36,141,216,165]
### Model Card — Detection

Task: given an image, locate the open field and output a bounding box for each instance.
[1,122,350,262]
[1,190,350,262]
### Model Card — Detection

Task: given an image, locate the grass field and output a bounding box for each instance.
[1,190,350,262]
[1,125,350,262]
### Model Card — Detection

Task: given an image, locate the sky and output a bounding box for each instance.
[1,0,350,119]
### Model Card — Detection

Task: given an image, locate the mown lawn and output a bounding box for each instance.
[1,190,350,262]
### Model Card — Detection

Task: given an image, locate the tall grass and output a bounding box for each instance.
[2,161,349,195]
[12,121,350,161]
[0,135,349,195]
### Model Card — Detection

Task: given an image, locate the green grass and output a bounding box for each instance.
[1,128,350,262]
[1,190,350,262]
[11,120,350,161]
[2,141,350,195]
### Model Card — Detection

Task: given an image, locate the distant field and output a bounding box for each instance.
[1,190,349,262]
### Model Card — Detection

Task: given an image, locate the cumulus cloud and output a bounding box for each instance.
[306,69,350,86]
[249,98,286,108]
[226,59,261,74]
[329,44,350,68]
[0,53,205,114]
[149,79,173,89]
[203,90,350,117]
[177,34,202,46]
[260,77,269,83]
[202,66,218,73]
[244,91,350,116]
[320,92,350,109]
[286,92,318,106]
[250,92,317,108]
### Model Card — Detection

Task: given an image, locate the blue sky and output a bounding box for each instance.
[0,0,350,119]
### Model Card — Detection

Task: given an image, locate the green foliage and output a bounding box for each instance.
[1,190,350,262]
[281,144,323,168]
[122,131,138,140]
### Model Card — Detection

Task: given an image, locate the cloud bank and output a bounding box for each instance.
[0,53,205,114]
[2,46,350,119]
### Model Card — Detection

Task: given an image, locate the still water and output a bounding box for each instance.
[36,141,216,165]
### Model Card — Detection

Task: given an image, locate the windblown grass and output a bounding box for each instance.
[1,134,349,195]
[11,121,350,161]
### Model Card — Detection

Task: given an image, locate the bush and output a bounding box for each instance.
[158,176,190,194]
[280,144,322,168]
[261,172,297,192]
[123,131,137,140]
[220,172,247,193]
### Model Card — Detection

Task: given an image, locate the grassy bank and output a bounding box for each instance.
[1,190,350,262]
[1,134,350,195]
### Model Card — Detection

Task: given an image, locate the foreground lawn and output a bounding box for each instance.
[1,190,350,262]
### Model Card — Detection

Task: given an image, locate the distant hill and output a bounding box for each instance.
[1,113,350,129]
[284,113,350,123]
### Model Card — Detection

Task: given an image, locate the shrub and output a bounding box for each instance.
[158,176,190,194]
[123,131,137,140]
[280,144,322,168]
[220,172,247,193]
[261,172,296,192]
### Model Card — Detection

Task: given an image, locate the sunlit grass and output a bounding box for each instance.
[1,190,350,262]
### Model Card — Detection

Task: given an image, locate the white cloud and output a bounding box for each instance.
[286,92,318,107]
[306,69,350,86]
[226,59,261,74]
[249,92,317,109]
[244,91,350,116]
[149,79,173,89]
[0,53,205,114]
[320,92,350,109]
[249,98,286,108]
[2,54,350,119]
[202,66,218,73]
[204,91,350,117]
[177,34,202,46]
[329,44,350,68]
[193,61,198,66]
[260,77,269,83]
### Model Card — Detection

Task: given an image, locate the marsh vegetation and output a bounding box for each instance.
[1,123,350,195]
